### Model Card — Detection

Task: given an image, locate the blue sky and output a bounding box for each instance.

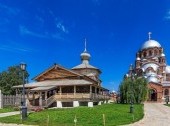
[0,0,170,91]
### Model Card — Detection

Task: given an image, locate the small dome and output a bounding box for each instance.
[81,51,91,61]
[166,66,170,74]
[161,53,165,57]
[147,75,159,83]
[136,57,141,61]
[125,74,129,77]
[145,71,157,77]
[112,90,116,93]
[147,74,159,83]
[141,40,161,50]
[142,63,159,72]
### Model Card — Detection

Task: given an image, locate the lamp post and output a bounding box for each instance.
[129,64,135,113]
[20,62,27,120]
[130,75,134,113]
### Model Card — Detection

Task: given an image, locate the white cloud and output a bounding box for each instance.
[0,44,33,53]
[164,10,170,20]
[55,18,69,34]
[0,3,19,16]
[56,22,69,34]
[19,25,65,40]
[20,25,47,38]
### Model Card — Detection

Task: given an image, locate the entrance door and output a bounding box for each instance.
[150,89,157,101]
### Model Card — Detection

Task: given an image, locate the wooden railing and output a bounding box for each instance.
[55,93,110,100]
[42,95,56,107]
[42,93,110,107]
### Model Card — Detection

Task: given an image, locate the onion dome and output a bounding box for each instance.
[166,66,170,74]
[80,50,91,64]
[72,39,99,71]
[141,32,161,50]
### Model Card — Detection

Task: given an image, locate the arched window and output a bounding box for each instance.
[164,89,169,96]
[143,52,147,57]
[149,50,152,56]
[154,50,158,56]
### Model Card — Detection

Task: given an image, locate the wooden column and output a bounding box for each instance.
[99,88,101,94]
[33,93,35,106]
[95,86,97,94]
[90,85,92,94]
[39,92,42,107]
[101,89,103,95]
[45,91,48,100]
[59,86,62,95]
[74,85,76,95]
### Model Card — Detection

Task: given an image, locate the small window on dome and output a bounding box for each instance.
[154,50,158,56]
[143,52,147,57]
[149,50,152,56]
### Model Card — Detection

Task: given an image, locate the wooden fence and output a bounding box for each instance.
[3,95,21,107]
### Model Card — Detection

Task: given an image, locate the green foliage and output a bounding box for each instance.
[0,104,144,126]
[119,77,148,104]
[0,65,29,95]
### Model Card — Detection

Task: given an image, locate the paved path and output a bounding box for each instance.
[0,111,35,126]
[127,103,170,126]
[0,111,20,118]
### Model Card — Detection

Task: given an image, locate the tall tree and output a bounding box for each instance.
[0,65,29,95]
[119,76,148,104]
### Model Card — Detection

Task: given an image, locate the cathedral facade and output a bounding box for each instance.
[127,33,170,102]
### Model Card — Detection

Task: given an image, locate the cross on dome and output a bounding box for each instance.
[84,38,87,52]
[148,32,152,40]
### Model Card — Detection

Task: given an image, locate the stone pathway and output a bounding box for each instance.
[126,103,170,126]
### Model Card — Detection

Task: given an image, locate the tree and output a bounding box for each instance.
[0,65,29,95]
[119,76,148,104]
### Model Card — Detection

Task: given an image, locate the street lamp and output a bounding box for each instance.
[20,62,27,120]
[129,64,135,113]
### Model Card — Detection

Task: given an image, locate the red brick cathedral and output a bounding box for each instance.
[127,32,170,102]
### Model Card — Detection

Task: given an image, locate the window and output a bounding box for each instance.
[164,89,169,96]
[143,52,147,57]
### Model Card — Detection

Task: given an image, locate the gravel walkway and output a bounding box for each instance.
[126,102,170,126]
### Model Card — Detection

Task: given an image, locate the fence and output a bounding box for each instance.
[3,95,21,106]
[0,90,21,108]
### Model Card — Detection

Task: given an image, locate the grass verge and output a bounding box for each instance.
[0,104,144,126]
[0,106,18,113]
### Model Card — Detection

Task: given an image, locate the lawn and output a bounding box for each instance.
[0,104,144,126]
[164,104,170,107]
[0,106,18,113]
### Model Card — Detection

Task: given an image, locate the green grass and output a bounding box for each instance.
[0,104,144,126]
[0,106,18,113]
[164,104,170,107]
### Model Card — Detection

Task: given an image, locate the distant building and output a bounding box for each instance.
[14,40,109,108]
[126,32,170,102]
